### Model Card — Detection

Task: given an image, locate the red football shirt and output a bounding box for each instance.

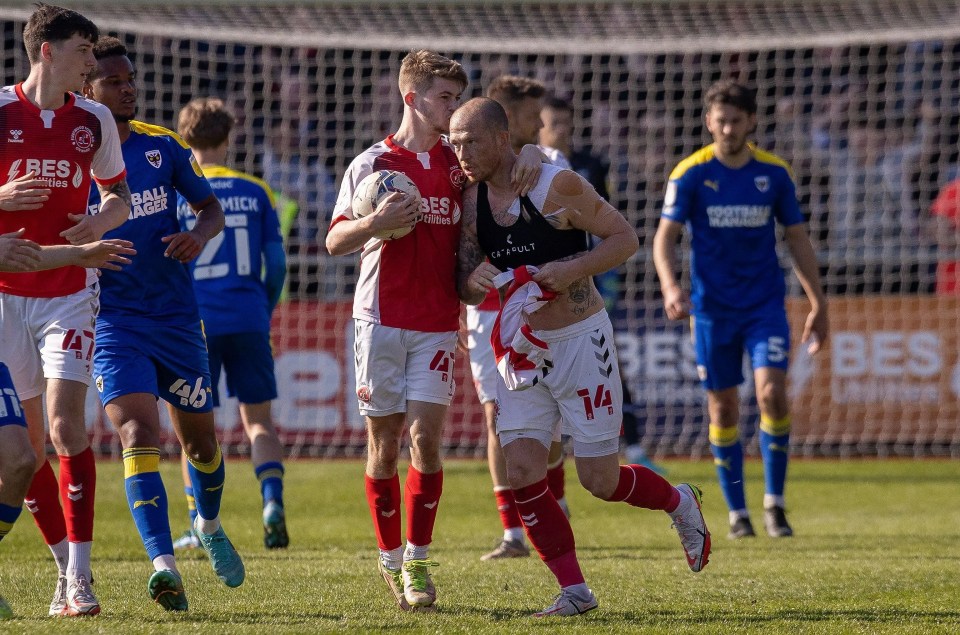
[332,135,465,332]
[0,84,126,297]
[931,179,960,294]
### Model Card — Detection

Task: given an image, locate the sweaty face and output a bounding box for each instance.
[540,106,572,150]
[414,77,464,135]
[86,55,137,123]
[705,103,756,159]
[508,96,544,148]
[49,34,97,93]
[449,118,505,183]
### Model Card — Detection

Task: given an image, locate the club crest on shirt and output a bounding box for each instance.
[145,149,162,169]
[450,165,466,187]
[71,125,94,153]
[754,175,769,192]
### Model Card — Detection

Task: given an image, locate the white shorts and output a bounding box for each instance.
[465,305,498,405]
[496,311,623,452]
[0,284,100,400]
[354,319,457,416]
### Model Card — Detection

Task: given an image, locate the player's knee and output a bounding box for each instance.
[505,460,541,490]
[7,448,37,489]
[47,415,86,452]
[578,471,616,500]
[756,382,788,419]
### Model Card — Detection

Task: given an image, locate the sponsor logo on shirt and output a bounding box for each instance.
[418,196,460,226]
[6,158,82,189]
[128,186,169,219]
[705,205,771,228]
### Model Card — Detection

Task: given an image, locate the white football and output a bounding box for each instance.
[351,170,421,240]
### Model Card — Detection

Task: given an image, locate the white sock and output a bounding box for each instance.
[562,582,591,599]
[404,541,429,561]
[66,541,92,580]
[195,514,221,535]
[504,527,525,543]
[668,487,692,521]
[380,547,403,570]
[729,509,750,524]
[764,494,785,509]
[152,554,178,575]
[49,538,69,576]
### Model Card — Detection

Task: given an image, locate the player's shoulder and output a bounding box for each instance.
[204,165,276,207]
[129,120,191,150]
[669,145,716,181]
[72,93,114,120]
[0,85,18,108]
[750,145,795,179]
[347,140,391,175]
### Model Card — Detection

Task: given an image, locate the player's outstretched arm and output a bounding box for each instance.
[162,194,224,263]
[39,240,136,271]
[0,229,41,271]
[784,223,829,353]
[456,184,499,305]
[62,179,133,244]
[652,218,691,321]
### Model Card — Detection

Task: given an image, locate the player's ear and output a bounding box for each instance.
[40,41,54,63]
[402,90,417,108]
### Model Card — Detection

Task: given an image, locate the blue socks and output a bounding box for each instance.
[123,447,172,559]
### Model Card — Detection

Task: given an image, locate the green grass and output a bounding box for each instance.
[2,458,959,633]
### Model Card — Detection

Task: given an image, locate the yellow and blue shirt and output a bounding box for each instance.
[662,143,803,316]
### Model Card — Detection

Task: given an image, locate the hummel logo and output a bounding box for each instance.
[8,129,23,143]
[204,483,224,492]
[704,179,719,192]
[133,496,160,509]
[25,498,38,514]
[423,501,438,510]
[381,509,396,518]
[67,483,83,501]
[521,512,538,527]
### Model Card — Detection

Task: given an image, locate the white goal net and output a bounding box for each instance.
[3,0,960,458]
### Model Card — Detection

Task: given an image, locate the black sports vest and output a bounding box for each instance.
[476,182,589,271]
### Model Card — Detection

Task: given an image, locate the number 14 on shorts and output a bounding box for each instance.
[577,384,613,420]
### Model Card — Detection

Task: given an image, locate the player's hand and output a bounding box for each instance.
[532,261,577,293]
[801,305,829,354]
[0,228,42,272]
[512,145,545,196]
[370,191,420,233]
[466,261,502,298]
[74,239,136,271]
[161,229,206,262]
[60,213,109,245]
[0,172,51,211]
[662,283,690,320]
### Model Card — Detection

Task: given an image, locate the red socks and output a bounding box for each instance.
[546,461,565,501]
[58,448,96,543]
[24,460,67,546]
[364,473,402,551]
[494,488,522,530]
[513,478,583,587]
[404,465,442,547]
[607,464,681,511]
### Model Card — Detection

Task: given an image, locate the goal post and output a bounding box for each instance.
[3,1,959,458]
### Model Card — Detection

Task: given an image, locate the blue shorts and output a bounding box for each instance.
[93,320,213,412]
[206,331,278,407]
[0,363,27,428]
[692,308,790,391]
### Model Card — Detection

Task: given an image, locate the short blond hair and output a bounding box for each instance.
[398,49,467,94]
[486,75,546,107]
[177,97,234,150]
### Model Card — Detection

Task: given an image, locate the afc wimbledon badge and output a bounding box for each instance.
[145,150,162,168]
[754,175,769,192]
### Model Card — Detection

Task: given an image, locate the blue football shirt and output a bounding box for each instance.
[88,121,214,325]
[662,144,804,315]
[177,165,282,336]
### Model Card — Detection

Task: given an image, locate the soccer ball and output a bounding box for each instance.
[351,170,421,240]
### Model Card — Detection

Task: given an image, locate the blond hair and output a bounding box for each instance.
[486,75,546,107]
[398,49,467,94]
[177,97,234,150]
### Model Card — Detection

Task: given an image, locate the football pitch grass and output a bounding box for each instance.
[2,458,959,634]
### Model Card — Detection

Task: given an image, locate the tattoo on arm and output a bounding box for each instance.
[99,179,132,207]
[456,187,486,301]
